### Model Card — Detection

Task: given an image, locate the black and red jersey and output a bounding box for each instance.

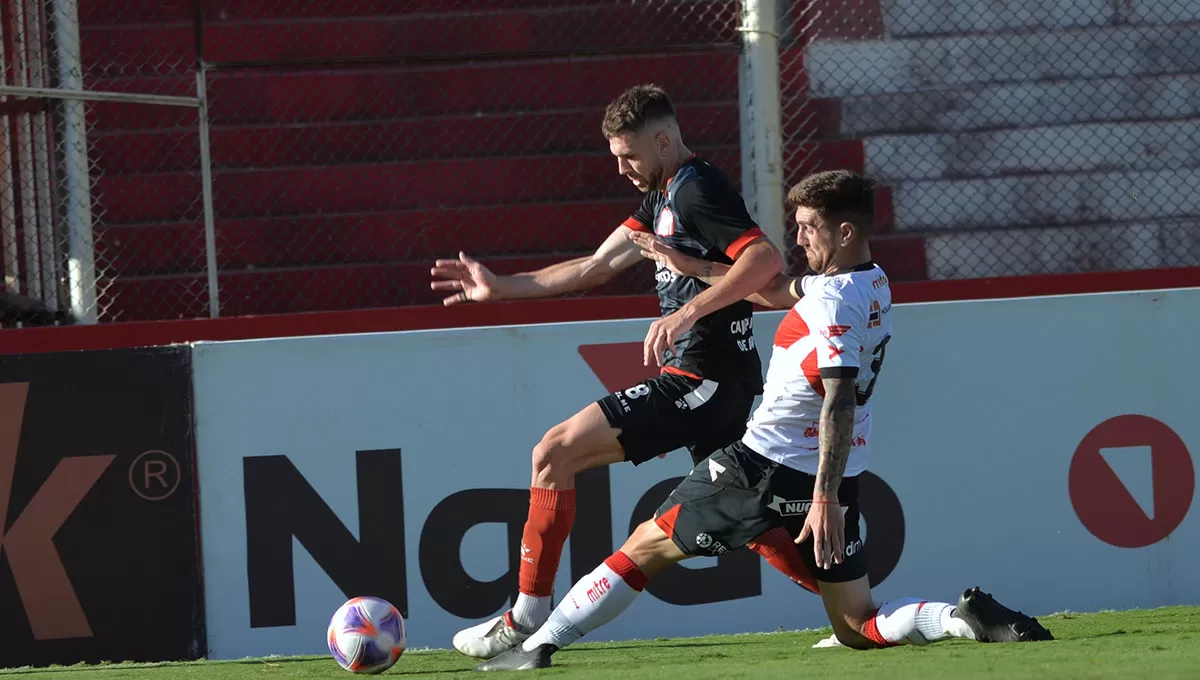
[623,157,765,394]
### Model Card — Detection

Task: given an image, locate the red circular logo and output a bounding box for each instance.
[1068,415,1194,548]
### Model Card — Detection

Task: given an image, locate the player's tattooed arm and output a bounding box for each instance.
[798,373,857,567]
[815,376,858,499]
[627,231,800,308]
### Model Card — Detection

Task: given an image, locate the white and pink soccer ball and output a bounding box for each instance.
[327,596,407,674]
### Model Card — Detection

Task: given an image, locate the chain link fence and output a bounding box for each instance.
[782,0,1200,281]
[199,0,745,317]
[2,0,206,325]
[2,0,1198,325]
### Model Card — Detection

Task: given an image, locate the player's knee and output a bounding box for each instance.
[827,611,880,650]
[617,520,677,578]
[830,618,878,652]
[531,424,579,486]
[625,519,664,548]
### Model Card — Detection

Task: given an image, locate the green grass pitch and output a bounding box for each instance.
[3,607,1198,679]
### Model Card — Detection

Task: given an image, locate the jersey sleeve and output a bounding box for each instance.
[673,180,765,260]
[807,291,868,378]
[621,193,655,233]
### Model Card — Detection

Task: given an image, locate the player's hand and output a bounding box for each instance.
[643,308,697,368]
[626,231,702,277]
[430,251,499,305]
[796,499,845,571]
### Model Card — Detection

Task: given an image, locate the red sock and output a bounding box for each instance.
[748,526,821,595]
[863,609,899,647]
[603,550,649,591]
[518,488,576,596]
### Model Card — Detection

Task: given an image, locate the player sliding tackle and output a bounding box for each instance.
[434,85,826,660]
[476,171,1054,671]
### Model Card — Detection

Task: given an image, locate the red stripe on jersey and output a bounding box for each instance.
[774,307,809,349]
[801,349,825,396]
[662,365,703,380]
[725,227,766,260]
[622,216,650,232]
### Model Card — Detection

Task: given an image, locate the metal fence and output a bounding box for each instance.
[783,0,1200,280]
[2,0,1198,325]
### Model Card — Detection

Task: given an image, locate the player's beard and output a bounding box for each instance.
[628,165,664,193]
[804,244,832,273]
[646,167,666,193]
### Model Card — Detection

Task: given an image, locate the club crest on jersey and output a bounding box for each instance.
[655,206,676,237]
[868,300,882,329]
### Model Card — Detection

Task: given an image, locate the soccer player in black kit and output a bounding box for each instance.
[431,84,820,659]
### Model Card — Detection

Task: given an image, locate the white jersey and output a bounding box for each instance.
[742,262,893,476]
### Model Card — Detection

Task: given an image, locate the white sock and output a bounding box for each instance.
[872,598,976,645]
[511,593,552,630]
[521,551,648,651]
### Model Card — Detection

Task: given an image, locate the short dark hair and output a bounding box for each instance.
[787,170,876,234]
[602,84,676,138]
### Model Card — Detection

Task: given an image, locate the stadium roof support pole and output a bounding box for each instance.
[53,0,97,323]
[738,0,786,250]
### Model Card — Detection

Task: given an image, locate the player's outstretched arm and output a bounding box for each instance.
[627,231,799,308]
[430,226,644,304]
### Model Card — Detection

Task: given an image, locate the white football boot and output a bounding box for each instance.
[452,612,535,659]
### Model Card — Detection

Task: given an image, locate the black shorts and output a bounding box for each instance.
[654,441,867,583]
[596,373,755,466]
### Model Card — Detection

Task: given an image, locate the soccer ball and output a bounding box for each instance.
[327,596,407,674]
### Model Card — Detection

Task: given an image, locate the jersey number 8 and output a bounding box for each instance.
[624,384,651,399]
[856,335,891,407]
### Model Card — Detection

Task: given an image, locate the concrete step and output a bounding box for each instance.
[924,220,1200,279]
[866,118,1200,180]
[204,0,616,22]
[839,73,1200,136]
[84,51,741,132]
[101,255,654,322]
[84,3,738,72]
[92,138,859,224]
[207,52,741,123]
[95,200,633,274]
[807,23,1200,97]
[883,0,1200,38]
[90,103,741,172]
[893,168,1200,230]
[80,0,611,26]
[91,147,740,223]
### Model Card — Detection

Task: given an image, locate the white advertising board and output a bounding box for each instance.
[193,288,1200,659]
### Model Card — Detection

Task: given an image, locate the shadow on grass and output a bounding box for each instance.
[388,669,476,676]
[568,640,751,653]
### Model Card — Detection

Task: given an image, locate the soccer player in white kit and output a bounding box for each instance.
[476,171,1053,671]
